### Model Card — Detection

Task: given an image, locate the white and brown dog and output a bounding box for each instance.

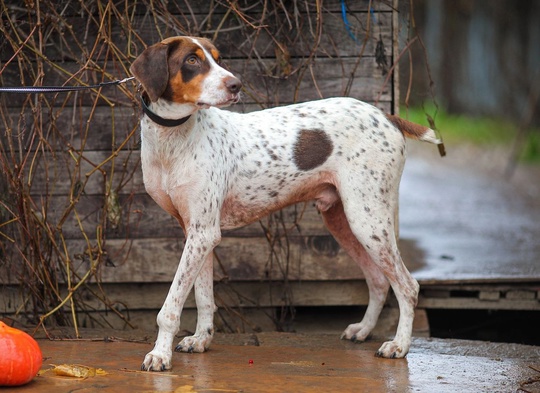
[130,36,442,371]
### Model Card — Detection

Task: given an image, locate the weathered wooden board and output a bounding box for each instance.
[417,295,540,311]
[213,12,393,58]
[73,235,361,283]
[36,11,392,60]
[4,101,392,153]
[1,224,430,289]
[232,57,392,104]
[0,280,372,331]
[0,233,364,284]
[32,195,329,239]
[0,281,371,314]
[46,306,428,335]
[0,231,432,285]
[417,284,540,310]
[1,57,392,107]
[20,150,144,197]
[0,2,392,61]
[148,0,394,15]
[1,106,140,153]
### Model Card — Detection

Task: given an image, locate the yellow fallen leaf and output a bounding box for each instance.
[175,386,196,393]
[50,364,108,378]
[95,368,108,376]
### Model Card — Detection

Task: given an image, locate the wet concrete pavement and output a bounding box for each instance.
[400,143,540,284]
[10,144,540,392]
[16,332,540,392]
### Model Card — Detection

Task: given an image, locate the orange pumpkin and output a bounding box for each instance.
[0,321,43,386]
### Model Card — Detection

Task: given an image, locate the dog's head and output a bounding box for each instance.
[130,36,242,108]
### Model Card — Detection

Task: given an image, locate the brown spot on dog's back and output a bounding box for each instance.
[293,129,333,171]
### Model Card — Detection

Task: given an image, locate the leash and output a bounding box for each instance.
[0,76,135,94]
[0,76,190,127]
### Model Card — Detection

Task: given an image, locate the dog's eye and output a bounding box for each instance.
[186,55,198,65]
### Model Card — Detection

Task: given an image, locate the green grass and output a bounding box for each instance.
[400,106,540,162]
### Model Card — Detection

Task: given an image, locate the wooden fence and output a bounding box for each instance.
[0,0,399,333]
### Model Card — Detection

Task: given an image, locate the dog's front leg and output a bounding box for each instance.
[175,252,215,353]
[141,227,221,371]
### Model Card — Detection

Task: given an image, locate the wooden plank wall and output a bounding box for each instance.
[0,0,398,332]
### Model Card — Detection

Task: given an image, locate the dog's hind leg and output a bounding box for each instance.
[339,190,419,359]
[321,199,390,343]
[175,252,216,353]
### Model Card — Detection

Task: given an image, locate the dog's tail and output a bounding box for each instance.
[386,114,446,156]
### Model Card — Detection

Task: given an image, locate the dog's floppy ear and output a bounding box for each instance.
[130,43,170,102]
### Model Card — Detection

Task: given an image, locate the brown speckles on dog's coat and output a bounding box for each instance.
[131,36,442,372]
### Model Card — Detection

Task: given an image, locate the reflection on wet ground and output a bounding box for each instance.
[400,147,540,283]
[13,332,540,393]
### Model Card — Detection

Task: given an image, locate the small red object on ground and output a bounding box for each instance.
[248,359,254,365]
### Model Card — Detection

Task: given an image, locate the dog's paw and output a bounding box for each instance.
[340,322,371,343]
[141,350,172,371]
[375,340,408,359]
[175,331,213,353]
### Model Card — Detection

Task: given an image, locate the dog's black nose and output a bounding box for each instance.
[225,77,242,94]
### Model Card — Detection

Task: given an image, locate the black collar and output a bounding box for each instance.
[140,94,191,127]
